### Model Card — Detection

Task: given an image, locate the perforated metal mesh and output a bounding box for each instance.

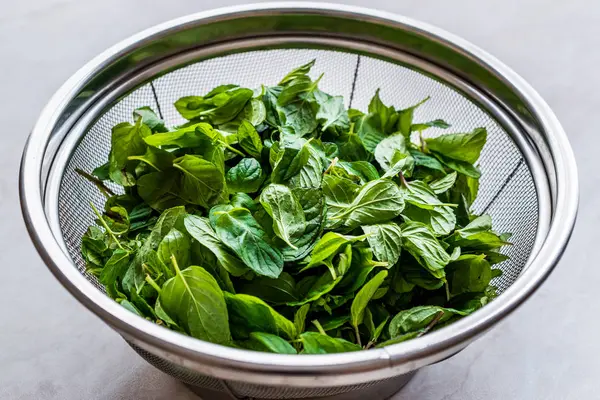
[129,342,414,400]
[57,49,539,399]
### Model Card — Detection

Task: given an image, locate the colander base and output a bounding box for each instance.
[184,373,414,400]
[129,341,414,400]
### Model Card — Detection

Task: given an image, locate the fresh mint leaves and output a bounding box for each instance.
[79,60,508,353]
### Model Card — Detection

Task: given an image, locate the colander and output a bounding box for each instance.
[20,3,578,400]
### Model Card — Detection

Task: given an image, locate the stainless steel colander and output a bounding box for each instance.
[20,3,578,399]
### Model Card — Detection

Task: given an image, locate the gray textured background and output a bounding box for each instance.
[0,1,593,399]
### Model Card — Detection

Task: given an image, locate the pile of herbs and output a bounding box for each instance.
[80,60,509,354]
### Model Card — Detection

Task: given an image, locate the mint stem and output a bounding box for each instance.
[417,311,445,338]
[354,325,362,347]
[75,168,115,197]
[90,203,124,250]
[145,275,162,294]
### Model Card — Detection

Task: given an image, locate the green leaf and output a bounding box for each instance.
[400,180,454,210]
[126,206,186,291]
[184,215,248,276]
[320,315,350,331]
[108,120,150,186]
[401,221,451,279]
[450,246,462,262]
[92,163,110,181]
[337,244,353,276]
[99,249,130,286]
[410,150,446,173]
[144,250,173,280]
[226,158,266,193]
[447,288,498,314]
[400,180,457,236]
[447,254,492,295]
[337,129,371,161]
[280,99,319,137]
[133,106,167,133]
[224,292,296,339]
[381,152,415,180]
[301,332,361,354]
[351,270,388,329]
[279,59,315,85]
[289,271,343,306]
[260,184,306,249]
[449,215,510,250]
[157,228,190,269]
[230,193,258,212]
[448,174,479,225]
[304,232,365,270]
[278,75,314,106]
[219,98,267,132]
[389,306,466,338]
[271,139,311,183]
[403,261,445,290]
[147,207,187,244]
[486,251,510,266]
[229,193,254,212]
[294,304,311,337]
[282,188,326,261]
[354,113,386,153]
[457,214,492,235]
[241,332,297,354]
[403,204,456,236]
[137,170,185,211]
[237,120,263,159]
[155,298,183,330]
[129,287,157,319]
[411,119,450,132]
[190,242,236,293]
[173,154,225,208]
[118,299,144,317]
[364,307,388,343]
[159,265,231,345]
[316,93,350,133]
[425,128,487,164]
[288,145,323,188]
[429,172,458,194]
[263,85,283,127]
[242,98,267,126]
[337,246,387,293]
[128,145,174,172]
[368,89,397,134]
[338,161,380,184]
[213,207,284,278]
[322,175,360,228]
[373,287,389,300]
[435,154,481,179]
[374,133,410,171]
[81,226,108,265]
[391,269,415,294]
[144,123,214,148]
[333,179,405,229]
[397,97,430,137]
[362,223,403,265]
[373,317,390,344]
[240,272,299,305]
[101,205,129,235]
[175,87,253,124]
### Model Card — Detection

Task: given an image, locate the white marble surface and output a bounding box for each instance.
[0,1,594,399]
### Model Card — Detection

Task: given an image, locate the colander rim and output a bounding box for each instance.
[20,2,578,381]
